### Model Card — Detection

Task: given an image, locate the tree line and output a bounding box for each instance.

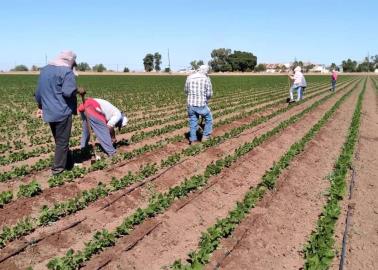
[9,52,378,73]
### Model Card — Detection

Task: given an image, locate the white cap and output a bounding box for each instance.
[198,65,210,75]
[294,66,301,72]
[121,116,128,127]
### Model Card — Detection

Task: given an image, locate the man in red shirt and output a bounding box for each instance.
[78,98,127,156]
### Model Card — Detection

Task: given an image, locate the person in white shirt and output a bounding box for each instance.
[78,97,128,156]
[288,66,306,102]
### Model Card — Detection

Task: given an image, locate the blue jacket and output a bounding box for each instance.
[35,65,77,123]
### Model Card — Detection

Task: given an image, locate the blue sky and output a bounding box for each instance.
[0,0,377,71]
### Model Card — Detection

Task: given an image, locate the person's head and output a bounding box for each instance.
[332,69,336,73]
[294,66,301,72]
[115,114,128,130]
[197,65,210,75]
[49,50,78,75]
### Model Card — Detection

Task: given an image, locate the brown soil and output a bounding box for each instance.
[207,83,360,270]
[331,79,378,270]
[95,80,360,270]
[0,82,349,269]
[0,82,336,229]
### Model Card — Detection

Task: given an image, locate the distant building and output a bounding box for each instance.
[265,63,288,73]
[375,69,378,73]
[310,64,329,73]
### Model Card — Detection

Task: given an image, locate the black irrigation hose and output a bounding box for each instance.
[339,164,357,270]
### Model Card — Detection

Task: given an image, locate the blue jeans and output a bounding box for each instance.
[187,105,213,142]
[290,84,303,101]
[331,80,336,91]
[80,113,116,156]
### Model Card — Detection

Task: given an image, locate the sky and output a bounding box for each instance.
[0,0,377,71]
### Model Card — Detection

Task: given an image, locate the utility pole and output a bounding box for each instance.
[45,54,47,65]
[167,48,171,73]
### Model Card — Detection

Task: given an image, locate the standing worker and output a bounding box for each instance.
[288,66,305,102]
[331,69,338,92]
[184,65,213,144]
[77,89,128,156]
[35,51,78,175]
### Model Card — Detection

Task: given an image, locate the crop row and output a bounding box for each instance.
[0,79,355,251]
[0,79,354,212]
[0,79,337,183]
[170,79,362,270]
[44,80,359,270]
[303,79,365,270]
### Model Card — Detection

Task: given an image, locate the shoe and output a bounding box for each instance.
[202,136,211,142]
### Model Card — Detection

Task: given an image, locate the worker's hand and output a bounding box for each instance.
[77,87,86,96]
[36,109,43,118]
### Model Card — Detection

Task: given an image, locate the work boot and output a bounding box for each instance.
[202,136,211,142]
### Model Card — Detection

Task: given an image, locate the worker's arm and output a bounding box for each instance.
[184,79,190,95]
[62,71,77,98]
[205,78,213,100]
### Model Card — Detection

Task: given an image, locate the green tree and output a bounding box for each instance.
[356,57,375,72]
[209,48,232,72]
[123,67,130,72]
[371,55,378,68]
[341,59,357,72]
[190,60,204,70]
[77,62,91,71]
[12,65,28,71]
[92,64,107,72]
[164,67,171,73]
[31,65,39,71]
[290,60,304,71]
[329,63,338,71]
[228,51,257,72]
[254,63,266,72]
[143,53,154,72]
[154,52,162,71]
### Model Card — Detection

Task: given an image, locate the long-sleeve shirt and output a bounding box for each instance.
[78,98,106,123]
[184,73,213,107]
[293,71,304,85]
[35,65,77,123]
[94,98,122,127]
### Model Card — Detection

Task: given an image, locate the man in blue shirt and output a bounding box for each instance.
[35,51,78,175]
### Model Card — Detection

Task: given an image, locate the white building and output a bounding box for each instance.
[310,65,329,73]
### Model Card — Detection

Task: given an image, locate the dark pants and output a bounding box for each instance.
[331,80,337,91]
[49,115,73,174]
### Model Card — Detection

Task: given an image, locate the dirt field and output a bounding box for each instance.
[0,75,376,270]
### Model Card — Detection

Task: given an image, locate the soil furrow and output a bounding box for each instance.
[0,81,351,269]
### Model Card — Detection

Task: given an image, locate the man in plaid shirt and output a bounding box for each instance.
[184,65,213,144]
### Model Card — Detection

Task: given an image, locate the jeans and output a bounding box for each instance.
[49,115,73,175]
[80,113,116,156]
[187,105,213,142]
[331,80,336,91]
[290,84,303,101]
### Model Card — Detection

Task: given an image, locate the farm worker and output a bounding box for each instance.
[331,69,338,92]
[34,50,78,175]
[184,64,213,144]
[289,66,305,102]
[78,95,128,156]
